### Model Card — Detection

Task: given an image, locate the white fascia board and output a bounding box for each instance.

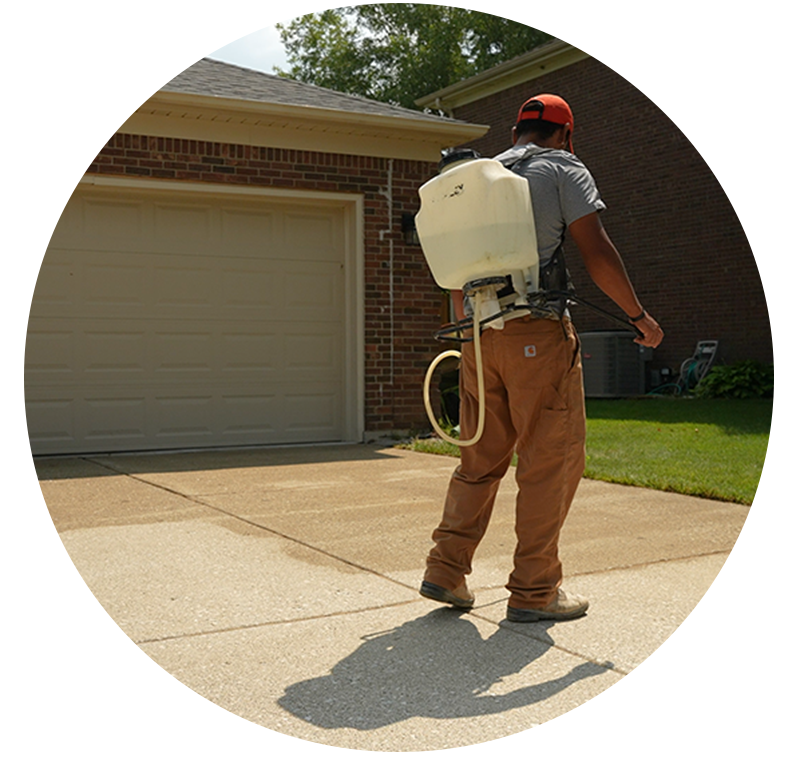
[120,91,488,161]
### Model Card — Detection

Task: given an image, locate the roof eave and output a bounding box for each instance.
[415,40,589,113]
[120,90,488,161]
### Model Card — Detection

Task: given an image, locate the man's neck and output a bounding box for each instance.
[514,137,558,149]
[514,139,549,150]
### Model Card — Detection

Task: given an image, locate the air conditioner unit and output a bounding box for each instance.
[579,331,653,398]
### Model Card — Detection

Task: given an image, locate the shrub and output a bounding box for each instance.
[693,360,774,399]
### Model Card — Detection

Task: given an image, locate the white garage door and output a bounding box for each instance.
[26,182,353,455]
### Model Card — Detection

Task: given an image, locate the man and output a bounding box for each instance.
[420,94,664,622]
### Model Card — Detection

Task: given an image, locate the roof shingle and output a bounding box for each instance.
[164,58,462,125]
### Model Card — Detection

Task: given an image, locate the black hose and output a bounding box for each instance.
[434,290,644,342]
[550,291,645,339]
[435,309,509,342]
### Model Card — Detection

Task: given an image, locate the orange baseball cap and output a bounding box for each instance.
[516,94,574,152]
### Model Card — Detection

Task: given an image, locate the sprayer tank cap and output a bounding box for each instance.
[438,148,481,173]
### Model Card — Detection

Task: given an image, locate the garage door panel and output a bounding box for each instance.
[26,389,150,452]
[26,320,342,386]
[29,252,76,307]
[153,330,215,375]
[25,397,77,448]
[85,258,150,306]
[153,394,216,441]
[26,380,344,453]
[220,332,279,375]
[219,393,278,439]
[81,197,148,249]
[220,267,280,310]
[31,252,342,323]
[153,264,216,308]
[284,333,339,372]
[284,210,344,262]
[26,186,352,454]
[282,263,342,312]
[153,202,214,250]
[54,194,273,257]
[83,329,147,375]
[221,208,277,256]
[25,328,75,377]
[27,319,151,382]
[83,396,149,444]
[284,391,341,434]
[30,250,150,319]
[215,259,332,318]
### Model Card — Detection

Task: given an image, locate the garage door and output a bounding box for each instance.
[25,183,352,455]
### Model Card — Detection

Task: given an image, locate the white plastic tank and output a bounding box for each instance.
[415,151,539,291]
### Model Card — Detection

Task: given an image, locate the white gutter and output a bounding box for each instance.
[122,91,489,162]
[141,90,487,141]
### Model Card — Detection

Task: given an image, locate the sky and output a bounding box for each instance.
[208,22,290,73]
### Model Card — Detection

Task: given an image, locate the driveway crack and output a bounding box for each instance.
[84,456,419,596]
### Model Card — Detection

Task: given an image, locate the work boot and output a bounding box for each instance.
[506,588,589,622]
[419,579,475,609]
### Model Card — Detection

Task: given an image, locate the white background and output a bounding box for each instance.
[3,2,795,755]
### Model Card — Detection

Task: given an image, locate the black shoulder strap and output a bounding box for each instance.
[499,150,574,305]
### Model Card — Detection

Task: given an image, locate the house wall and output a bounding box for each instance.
[451,57,772,378]
[88,134,443,434]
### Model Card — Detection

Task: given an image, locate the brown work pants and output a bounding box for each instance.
[424,317,586,609]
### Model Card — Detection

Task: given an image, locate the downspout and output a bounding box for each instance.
[379,159,395,416]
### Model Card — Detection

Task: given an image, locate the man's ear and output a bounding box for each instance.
[511,125,518,145]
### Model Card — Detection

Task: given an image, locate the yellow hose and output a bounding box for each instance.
[423,290,486,447]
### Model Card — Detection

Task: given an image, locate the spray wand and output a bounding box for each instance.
[433,290,644,343]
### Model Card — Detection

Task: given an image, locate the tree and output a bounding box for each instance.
[275,5,552,110]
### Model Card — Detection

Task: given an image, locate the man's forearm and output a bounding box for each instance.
[569,213,643,317]
[581,242,644,318]
[568,212,663,348]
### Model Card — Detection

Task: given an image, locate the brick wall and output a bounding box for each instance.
[89,134,444,433]
[453,57,772,377]
[89,58,762,439]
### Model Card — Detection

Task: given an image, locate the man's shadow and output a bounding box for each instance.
[277,606,611,730]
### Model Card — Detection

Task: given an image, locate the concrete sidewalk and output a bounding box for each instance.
[35,443,749,752]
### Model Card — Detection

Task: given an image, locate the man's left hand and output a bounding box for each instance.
[633,311,664,348]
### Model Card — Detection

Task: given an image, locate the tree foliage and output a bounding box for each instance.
[275,5,551,110]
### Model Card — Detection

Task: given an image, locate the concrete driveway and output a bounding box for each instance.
[35,442,749,752]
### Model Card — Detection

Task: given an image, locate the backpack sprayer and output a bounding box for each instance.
[416,149,643,446]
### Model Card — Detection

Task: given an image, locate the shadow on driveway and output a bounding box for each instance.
[278,606,610,731]
[33,442,405,481]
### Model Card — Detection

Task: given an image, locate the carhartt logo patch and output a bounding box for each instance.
[524,345,537,358]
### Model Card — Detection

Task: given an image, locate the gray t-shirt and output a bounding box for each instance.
[494,144,606,266]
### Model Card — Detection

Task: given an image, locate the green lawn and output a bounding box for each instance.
[582,398,771,504]
[403,398,772,505]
